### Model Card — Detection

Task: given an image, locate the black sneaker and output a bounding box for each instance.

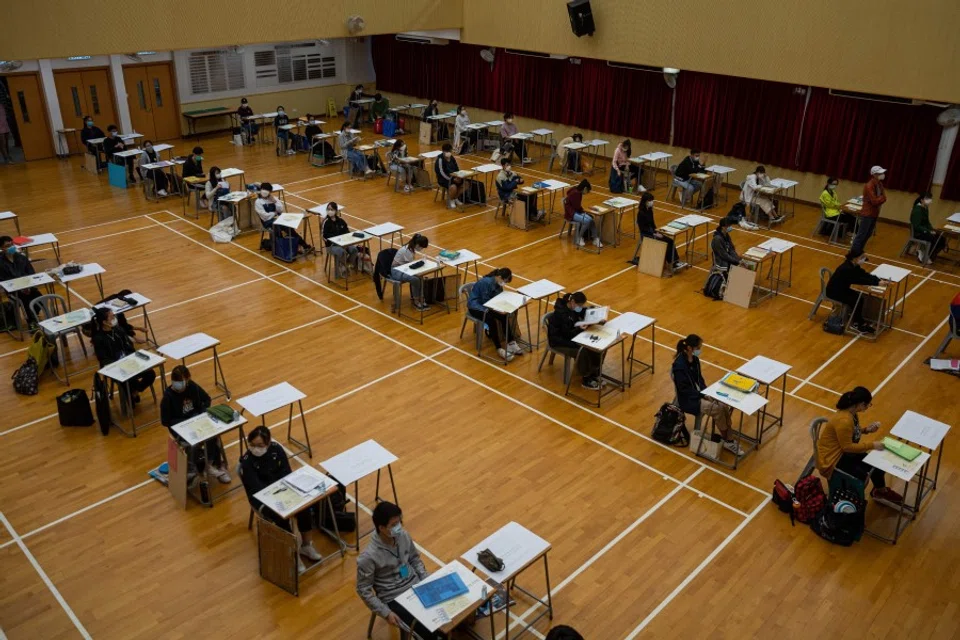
[628,258,639,266]
[856,323,875,335]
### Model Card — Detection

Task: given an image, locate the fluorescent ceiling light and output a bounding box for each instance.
[67,56,92,61]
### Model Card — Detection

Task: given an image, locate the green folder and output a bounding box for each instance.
[883,437,922,461]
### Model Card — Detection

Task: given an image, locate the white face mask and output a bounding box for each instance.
[145,145,153,152]
[923,198,933,206]
[278,109,284,114]
[109,317,118,328]
[828,184,837,191]
[389,523,403,538]
[443,152,452,158]
[171,380,186,392]
[646,201,654,209]
[215,173,222,179]
[260,191,270,199]
[327,209,336,218]
[249,444,268,457]
[877,174,886,181]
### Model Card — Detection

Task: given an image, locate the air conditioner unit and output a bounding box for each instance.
[395,35,449,45]
[504,49,568,60]
[829,89,921,106]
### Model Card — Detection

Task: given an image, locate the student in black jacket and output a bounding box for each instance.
[274,105,294,155]
[675,148,706,205]
[91,307,155,402]
[630,193,683,269]
[237,97,257,143]
[103,125,136,183]
[239,426,323,568]
[826,248,883,334]
[321,202,360,278]
[0,236,42,323]
[161,364,231,483]
[182,146,205,178]
[546,292,604,390]
[435,143,462,209]
[80,115,105,162]
[671,334,742,455]
[710,217,741,270]
[421,99,439,122]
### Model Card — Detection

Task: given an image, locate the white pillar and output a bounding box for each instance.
[933,123,958,186]
[109,55,133,134]
[38,59,64,154]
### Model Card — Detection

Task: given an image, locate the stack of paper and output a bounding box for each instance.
[882,437,922,461]
[667,221,688,230]
[930,359,959,371]
[720,372,759,393]
[744,247,771,261]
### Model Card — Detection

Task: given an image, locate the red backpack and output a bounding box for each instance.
[793,475,826,524]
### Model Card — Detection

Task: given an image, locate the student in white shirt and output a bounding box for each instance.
[390,233,430,311]
[204,166,231,221]
[454,105,471,154]
[741,165,783,223]
[254,182,311,253]
[138,140,169,196]
[386,140,414,193]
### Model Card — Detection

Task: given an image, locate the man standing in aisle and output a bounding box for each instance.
[852,165,887,253]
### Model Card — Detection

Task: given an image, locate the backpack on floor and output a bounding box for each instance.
[698,189,715,210]
[12,356,40,395]
[771,479,795,525]
[93,373,112,435]
[823,314,845,335]
[703,272,725,300]
[57,389,95,427]
[727,201,747,221]
[465,179,486,205]
[793,475,826,524]
[810,486,866,546]
[651,403,690,447]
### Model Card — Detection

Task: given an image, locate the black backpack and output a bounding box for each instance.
[93,373,112,435]
[823,315,845,335]
[651,403,690,447]
[728,201,747,221]
[703,271,725,300]
[810,486,866,546]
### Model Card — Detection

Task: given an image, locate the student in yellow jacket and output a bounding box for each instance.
[818,177,856,237]
[816,386,902,504]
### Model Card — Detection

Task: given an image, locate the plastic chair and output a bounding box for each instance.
[458,283,484,354]
[899,225,933,264]
[536,312,575,385]
[933,314,958,359]
[812,204,847,245]
[666,164,693,207]
[808,267,847,321]
[798,418,865,497]
[433,184,449,204]
[30,294,88,358]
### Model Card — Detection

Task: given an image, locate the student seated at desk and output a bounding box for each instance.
[547,292,605,390]
[711,216,741,271]
[497,159,541,222]
[454,105,471,154]
[339,122,371,177]
[274,106,295,155]
[91,307,155,403]
[910,192,945,264]
[816,386,902,504]
[357,502,446,640]
[672,334,742,455]
[818,177,856,237]
[630,193,683,269]
[160,364,230,484]
[468,267,524,362]
[387,140,414,193]
[205,167,231,222]
[182,146,204,179]
[103,125,136,183]
[349,84,372,126]
[80,115,105,162]
[371,92,390,122]
[741,165,782,223]
[0,236,42,325]
[255,183,311,254]
[138,140,169,196]
[611,139,638,193]
[826,248,882,335]
[322,202,361,277]
[421,99,440,122]
[236,97,257,143]
[435,143,463,209]
[239,426,324,570]
[303,114,323,142]
[675,148,706,204]
[557,132,584,173]
[391,233,430,311]
[563,180,601,248]
[500,113,528,164]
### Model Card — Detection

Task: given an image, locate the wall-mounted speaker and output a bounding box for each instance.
[567,0,595,37]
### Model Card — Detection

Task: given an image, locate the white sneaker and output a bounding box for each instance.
[208,465,232,484]
[739,219,758,230]
[723,440,745,456]
[917,249,926,264]
[575,236,585,247]
[593,236,603,248]
[403,185,412,193]
[448,201,458,209]
[523,157,532,164]
[497,348,514,362]
[507,341,523,355]
[286,149,296,156]
[297,558,306,573]
[299,543,322,561]
[364,168,373,176]
[157,189,168,197]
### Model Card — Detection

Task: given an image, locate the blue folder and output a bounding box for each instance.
[412,572,469,608]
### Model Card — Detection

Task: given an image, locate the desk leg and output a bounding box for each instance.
[94,273,104,300]
[142,307,159,348]
[212,346,231,399]
[286,399,312,459]
[543,553,554,621]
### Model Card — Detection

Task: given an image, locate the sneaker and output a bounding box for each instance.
[628,257,639,266]
[722,440,745,456]
[157,189,168,197]
[414,301,430,311]
[917,249,926,264]
[364,168,373,176]
[208,465,231,484]
[497,348,514,363]
[523,157,532,164]
[403,185,412,193]
[871,487,904,505]
[299,543,323,561]
[739,219,759,230]
[855,322,875,335]
[593,236,603,248]
[581,378,600,390]
[286,149,297,156]
[770,214,785,224]
[297,558,306,573]
[507,341,523,355]
[449,201,458,210]
[575,237,586,247]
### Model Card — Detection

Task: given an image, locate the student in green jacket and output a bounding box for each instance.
[909,192,944,264]
[371,93,390,121]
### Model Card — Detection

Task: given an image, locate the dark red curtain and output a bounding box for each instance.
[940,132,960,201]
[673,71,806,169]
[797,88,941,194]
[370,36,673,143]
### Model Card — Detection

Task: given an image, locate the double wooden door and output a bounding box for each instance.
[54,68,117,155]
[4,74,54,161]
[123,64,179,141]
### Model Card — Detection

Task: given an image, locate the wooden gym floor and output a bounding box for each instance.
[1,129,958,640]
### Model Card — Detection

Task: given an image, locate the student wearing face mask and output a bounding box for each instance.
[675,148,707,206]
[671,334,743,456]
[468,267,524,362]
[0,236,42,325]
[274,106,296,155]
[818,177,856,237]
[349,84,372,127]
[391,233,431,311]
[254,183,311,254]
[611,139,638,193]
[421,99,440,122]
[91,307,155,403]
[741,165,782,223]
[205,166,231,221]
[630,192,683,270]
[386,140,414,193]
[103,125,137,183]
[339,122,371,176]
[826,248,883,334]
[138,140,169,196]
[435,143,463,209]
[711,216,741,271]
[500,113,528,164]
[563,180,601,248]
[160,365,231,484]
[556,132,584,173]
[852,166,887,253]
[182,146,205,178]
[322,202,361,277]
[80,115,105,162]
[236,97,257,143]
[454,105,471,154]
[239,426,324,571]
[909,192,945,264]
[356,501,445,640]
[547,292,605,389]
[370,92,390,122]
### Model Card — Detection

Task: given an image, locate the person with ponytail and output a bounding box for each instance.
[909,191,945,264]
[816,386,901,503]
[91,307,155,404]
[670,334,742,456]
[391,233,431,311]
[546,291,604,389]
[467,267,524,362]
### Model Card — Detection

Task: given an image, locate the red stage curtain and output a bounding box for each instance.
[673,71,807,169]
[797,88,941,194]
[940,133,960,201]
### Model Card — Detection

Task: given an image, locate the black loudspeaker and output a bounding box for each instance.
[567,0,595,37]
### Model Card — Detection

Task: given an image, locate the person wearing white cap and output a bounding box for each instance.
[852,165,887,253]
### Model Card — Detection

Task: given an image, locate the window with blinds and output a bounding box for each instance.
[188,50,245,95]
[253,43,335,88]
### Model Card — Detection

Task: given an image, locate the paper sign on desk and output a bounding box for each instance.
[757,238,796,253]
[177,414,223,444]
[483,291,528,314]
[948,212,960,224]
[266,485,307,514]
[285,467,326,494]
[889,410,951,450]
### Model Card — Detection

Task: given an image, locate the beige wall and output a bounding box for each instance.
[382,91,955,226]
[462,0,960,104]
[2,0,461,60]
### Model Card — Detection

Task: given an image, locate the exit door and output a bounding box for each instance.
[124,63,179,141]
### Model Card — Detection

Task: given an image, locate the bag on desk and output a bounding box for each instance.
[57,389,95,427]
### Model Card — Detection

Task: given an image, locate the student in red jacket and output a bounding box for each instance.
[563,180,600,248]
[852,165,887,253]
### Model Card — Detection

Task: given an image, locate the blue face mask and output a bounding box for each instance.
[573,305,583,313]
[726,226,735,233]
[5,245,17,255]
[693,348,702,357]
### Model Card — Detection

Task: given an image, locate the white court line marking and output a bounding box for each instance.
[282,170,354,187]
[25,225,157,254]
[412,205,497,234]
[623,496,769,639]
[0,512,93,640]
[790,335,860,394]
[579,265,636,293]
[495,467,708,639]
[287,178,359,195]
[873,315,950,396]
